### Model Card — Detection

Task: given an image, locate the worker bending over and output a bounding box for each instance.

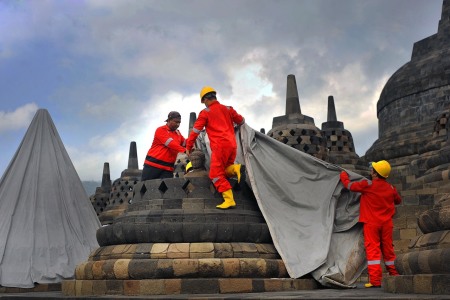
[340,160,401,288]
[186,86,245,209]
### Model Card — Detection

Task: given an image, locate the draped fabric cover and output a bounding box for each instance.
[236,124,366,287]
[0,109,100,288]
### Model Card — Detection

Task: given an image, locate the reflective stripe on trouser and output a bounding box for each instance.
[209,145,236,193]
[364,222,399,284]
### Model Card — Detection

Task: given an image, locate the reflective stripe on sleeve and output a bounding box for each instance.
[193,128,201,133]
[367,260,381,265]
[385,260,395,266]
[212,177,219,183]
[164,138,174,146]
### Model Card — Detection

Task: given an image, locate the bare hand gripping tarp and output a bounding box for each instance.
[0,109,100,288]
[237,124,366,288]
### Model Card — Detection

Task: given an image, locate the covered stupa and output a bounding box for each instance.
[0,109,100,288]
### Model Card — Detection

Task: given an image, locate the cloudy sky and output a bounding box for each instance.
[0,0,444,181]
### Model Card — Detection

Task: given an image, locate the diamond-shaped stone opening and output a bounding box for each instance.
[282,137,288,144]
[139,184,147,197]
[303,144,310,152]
[301,129,307,135]
[120,186,125,191]
[296,136,302,143]
[289,129,296,136]
[277,131,283,136]
[159,181,168,194]
[182,180,194,194]
[125,180,129,185]
[119,199,124,204]
[128,199,133,204]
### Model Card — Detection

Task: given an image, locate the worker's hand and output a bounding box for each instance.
[185,149,190,157]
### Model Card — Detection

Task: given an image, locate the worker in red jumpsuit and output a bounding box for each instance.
[340,160,401,288]
[186,86,245,209]
[141,111,186,181]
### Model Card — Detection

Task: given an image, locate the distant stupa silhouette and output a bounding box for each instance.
[0,108,100,288]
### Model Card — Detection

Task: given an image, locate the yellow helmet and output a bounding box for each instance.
[185,161,193,173]
[200,86,216,100]
[371,160,391,178]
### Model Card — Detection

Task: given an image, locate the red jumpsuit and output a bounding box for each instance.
[340,172,401,286]
[144,125,186,172]
[186,100,244,193]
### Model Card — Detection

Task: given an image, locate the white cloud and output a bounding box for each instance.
[0,103,39,133]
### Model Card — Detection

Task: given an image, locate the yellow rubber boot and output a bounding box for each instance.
[225,164,242,183]
[364,283,381,288]
[216,189,236,209]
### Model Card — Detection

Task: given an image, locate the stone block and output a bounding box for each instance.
[103,260,116,279]
[124,280,140,295]
[61,280,75,296]
[75,262,86,279]
[432,274,450,294]
[92,261,105,279]
[181,278,219,294]
[92,280,107,295]
[264,279,284,291]
[156,259,174,277]
[105,280,124,295]
[190,242,214,258]
[150,243,170,259]
[167,243,190,258]
[214,243,233,258]
[413,274,433,294]
[140,279,164,295]
[219,278,252,293]
[128,259,157,279]
[198,258,223,277]
[394,275,413,294]
[161,279,180,294]
[222,258,240,277]
[173,259,199,277]
[113,259,130,279]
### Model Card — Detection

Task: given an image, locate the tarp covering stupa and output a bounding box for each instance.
[236,124,366,287]
[0,109,100,288]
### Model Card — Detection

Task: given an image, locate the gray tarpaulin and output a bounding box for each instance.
[0,109,100,288]
[236,124,366,288]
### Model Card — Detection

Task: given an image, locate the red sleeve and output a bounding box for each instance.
[340,171,370,192]
[186,110,207,151]
[393,187,402,205]
[229,106,244,125]
[156,127,186,153]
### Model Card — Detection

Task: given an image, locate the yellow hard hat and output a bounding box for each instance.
[200,86,216,100]
[185,161,193,173]
[371,160,391,178]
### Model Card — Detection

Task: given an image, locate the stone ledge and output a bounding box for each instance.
[62,277,318,296]
[384,274,450,294]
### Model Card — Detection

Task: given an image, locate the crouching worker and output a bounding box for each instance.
[186,86,245,209]
[340,160,402,288]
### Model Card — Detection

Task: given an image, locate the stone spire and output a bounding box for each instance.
[286,74,301,114]
[101,162,111,190]
[120,141,141,178]
[327,96,338,122]
[127,141,138,169]
[188,112,197,136]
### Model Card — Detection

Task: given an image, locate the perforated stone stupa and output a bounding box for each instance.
[267,74,328,161]
[63,157,317,296]
[90,162,112,215]
[97,141,142,225]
